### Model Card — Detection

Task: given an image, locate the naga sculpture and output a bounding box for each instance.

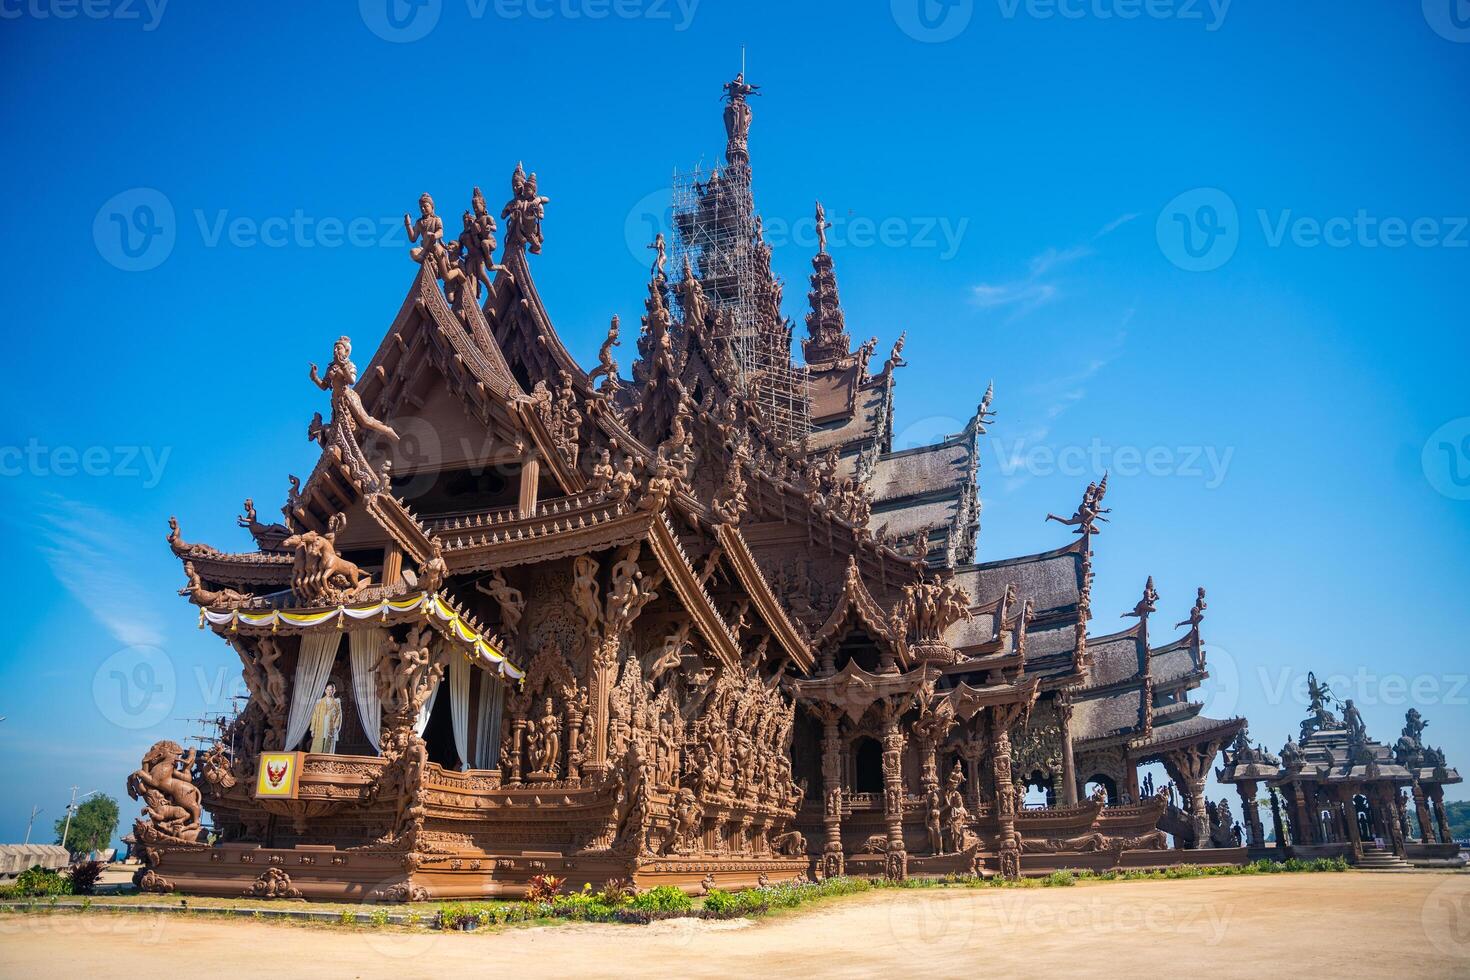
[178,560,255,609]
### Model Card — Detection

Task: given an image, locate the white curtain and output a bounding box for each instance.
[284,633,342,751]
[414,672,442,738]
[474,675,504,770]
[449,653,471,771]
[348,629,387,754]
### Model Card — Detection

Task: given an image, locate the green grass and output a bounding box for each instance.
[0,856,1354,932]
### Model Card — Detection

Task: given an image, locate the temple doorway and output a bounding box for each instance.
[852,737,883,794]
[423,688,462,770]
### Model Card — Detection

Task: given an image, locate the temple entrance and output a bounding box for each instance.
[423,687,462,770]
[1084,774,1119,805]
[1354,794,1374,841]
[852,737,883,794]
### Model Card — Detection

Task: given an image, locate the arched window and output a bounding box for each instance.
[1084,774,1119,805]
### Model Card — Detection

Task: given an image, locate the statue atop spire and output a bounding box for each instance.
[803,201,851,367]
[721,72,760,169]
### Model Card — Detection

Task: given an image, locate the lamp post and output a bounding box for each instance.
[60,788,97,856]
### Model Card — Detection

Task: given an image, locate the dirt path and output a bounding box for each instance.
[3,873,1467,979]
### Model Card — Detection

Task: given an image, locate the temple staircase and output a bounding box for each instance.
[1353,845,1415,872]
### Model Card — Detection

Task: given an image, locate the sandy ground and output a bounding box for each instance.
[2,873,1467,979]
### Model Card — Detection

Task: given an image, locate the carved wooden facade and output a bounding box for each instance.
[134,76,1255,901]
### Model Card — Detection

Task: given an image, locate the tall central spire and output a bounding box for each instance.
[721,72,760,172]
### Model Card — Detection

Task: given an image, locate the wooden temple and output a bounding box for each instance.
[1219,682,1464,870]
[128,75,1271,902]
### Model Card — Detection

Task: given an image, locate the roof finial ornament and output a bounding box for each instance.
[977,381,996,426]
[1045,472,1111,535]
[404,193,466,293]
[1176,587,1207,632]
[1122,576,1159,621]
[587,315,622,394]
[648,232,667,282]
[815,201,831,255]
[721,71,760,167]
[502,162,550,255]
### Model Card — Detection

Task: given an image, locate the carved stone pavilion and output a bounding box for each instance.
[130,76,1266,901]
[1219,679,1464,870]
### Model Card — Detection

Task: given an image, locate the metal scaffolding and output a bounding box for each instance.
[670,162,810,448]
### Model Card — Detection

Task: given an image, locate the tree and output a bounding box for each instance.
[54,795,120,854]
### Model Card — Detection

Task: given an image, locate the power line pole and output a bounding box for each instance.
[23,806,41,845]
[60,787,95,854]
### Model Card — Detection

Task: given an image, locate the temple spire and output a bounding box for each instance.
[721,71,760,172]
[803,201,852,367]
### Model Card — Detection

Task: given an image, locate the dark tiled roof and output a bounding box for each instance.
[1072,689,1145,742]
[954,544,1084,616]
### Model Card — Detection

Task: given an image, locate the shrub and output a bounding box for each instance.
[66,861,107,896]
[597,878,635,905]
[14,866,71,898]
[628,885,692,915]
[1042,870,1078,887]
[524,874,565,904]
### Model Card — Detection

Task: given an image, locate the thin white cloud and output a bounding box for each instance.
[971,213,1135,318]
[33,495,167,648]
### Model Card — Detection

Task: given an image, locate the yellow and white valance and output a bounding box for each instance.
[199,592,523,680]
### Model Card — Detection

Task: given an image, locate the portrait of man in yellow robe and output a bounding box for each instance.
[309,681,344,754]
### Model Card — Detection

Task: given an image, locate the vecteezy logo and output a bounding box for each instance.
[360,0,442,43]
[93,188,175,272]
[1422,418,1470,501]
[92,645,176,729]
[1423,0,1470,43]
[1156,187,1239,272]
[1422,877,1470,959]
[624,187,674,268]
[891,0,974,42]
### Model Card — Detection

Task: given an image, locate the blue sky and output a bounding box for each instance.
[0,1,1466,845]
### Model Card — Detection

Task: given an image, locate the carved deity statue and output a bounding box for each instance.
[527,697,562,779]
[475,570,526,638]
[1045,473,1111,534]
[404,193,465,289]
[502,162,550,255]
[721,72,760,150]
[308,335,399,492]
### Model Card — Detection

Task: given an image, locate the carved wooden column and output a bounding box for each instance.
[1428,784,1453,844]
[1057,695,1078,806]
[518,452,541,518]
[1238,781,1263,847]
[814,705,846,879]
[879,701,908,880]
[1375,784,1405,856]
[1290,784,1312,845]
[989,704,1023,879]
[382,544,404,589]
[1412,780,1435,843]
[1268,786,1287,848]
[1161,743,1216,849]
[585,635,617,779]
[1338,788,1363,860]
